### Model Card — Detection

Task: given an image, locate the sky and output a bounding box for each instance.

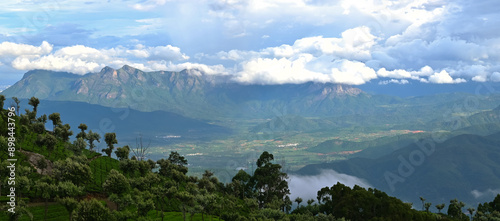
[1,0,500,87]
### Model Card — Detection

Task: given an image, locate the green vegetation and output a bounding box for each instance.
[2,97,500,221]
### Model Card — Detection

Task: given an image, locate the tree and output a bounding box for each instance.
[70,137,87,155]
[76,123,87,139]
[48,113,61,131]
[0,94,5,110]
[12,97,20,115]
[424,202,432,212]
[115,145,130,161]
[86,130,100,151]
[102,169,130,196]
[131,134,151,161]
[55,123,73,142]
[436,203,445,213]
[231,169,252,199]
[448,198,466,220]
[73,198,111,221]
[44,133,58,158]
[58,197,78,221]
[250,151,290,208]
[28,96,40,113]
[53,156,92,185]
[35,178,57,220]
[103,133,118,157]
[295,197,303,208]
[419,196,426,211]
[307,199,315,206]
[467,207,475,220]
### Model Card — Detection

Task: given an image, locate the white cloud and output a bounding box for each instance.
[289,169,371,203]
[378,79,410,85]
[426,70,466,84]
[7,42,198,75]
[471,189,500,199]
[234,56,377,85]
[490,72,500,82]
[132,0,169,11]
[0,41,52,58]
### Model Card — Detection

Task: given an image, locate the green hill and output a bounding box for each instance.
[296,132,500,207]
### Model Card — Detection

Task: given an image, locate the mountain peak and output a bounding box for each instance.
[119,65,139,73]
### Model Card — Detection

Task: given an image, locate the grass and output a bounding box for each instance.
[87,156,121,192]
[0,204,69,221]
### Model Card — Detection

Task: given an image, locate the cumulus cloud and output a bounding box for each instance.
[0,41,52,57]
[5,42,202,75]
[491,72,500,82]
[288,169,371,202]
[471,189,500,199]
[425,70,466,84]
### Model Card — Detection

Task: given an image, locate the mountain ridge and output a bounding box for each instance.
[1,66,369,119]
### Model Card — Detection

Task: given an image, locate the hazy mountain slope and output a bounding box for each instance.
[2,66,372,119]
[33,99,231,145]
[295,133,500,206]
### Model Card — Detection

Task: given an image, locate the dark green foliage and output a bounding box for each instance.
[53,156,92,185]
[102,169,130,195]
[28,96,40,113]
[55,123,73,142]
[103,132,118,157]
[49,112,61,131]
[317,182,437,220]
[76,123,87,139]
[86,130,100,151]
[115,145,130,161]
[73,199,111,221]
[250,151,290,208]
[0,94,5,110]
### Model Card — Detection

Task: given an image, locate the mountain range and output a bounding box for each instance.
[2,66,375,119]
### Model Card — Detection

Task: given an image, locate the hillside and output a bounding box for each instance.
[296,132,500,207]
[2,100,470,221]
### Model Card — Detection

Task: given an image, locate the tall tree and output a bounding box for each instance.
[448,198,466,220]
[436,203,445,213]
[103,132,118,157]
[44,133,58,158]
[131,134,151,161]
[250,151,290,208]
[0,94,5,110]
[86,130,100,151]
[49,113,61,131]
[419,196,426,211]
[115,145,130,161]
[55,123,73,142]
[424,202,432,212]
[76,123,88,139]
[467,207,475,220]
[295,197,303,208]
[12,97,20,115]
[28,96,40,113]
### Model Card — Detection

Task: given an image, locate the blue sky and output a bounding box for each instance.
[1,0,500,86]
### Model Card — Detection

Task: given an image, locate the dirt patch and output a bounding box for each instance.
[19,150,54,175]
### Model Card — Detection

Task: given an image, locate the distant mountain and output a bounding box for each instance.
[295,133,500,207]
[30,99,231,146]
[0,66,382,119]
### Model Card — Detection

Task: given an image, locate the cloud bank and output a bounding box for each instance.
[288,169,371,203]
[1,0,500,85]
